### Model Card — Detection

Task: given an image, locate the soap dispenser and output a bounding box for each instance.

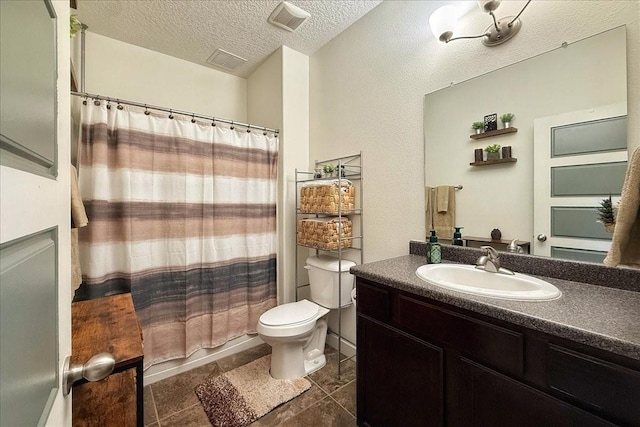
[427,230,442,264]
[453,227,464,246]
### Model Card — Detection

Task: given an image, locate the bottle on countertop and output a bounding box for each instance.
[427,229,442,264]
[453,226,464,246]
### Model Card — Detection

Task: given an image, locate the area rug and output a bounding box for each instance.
[195,355,311,427]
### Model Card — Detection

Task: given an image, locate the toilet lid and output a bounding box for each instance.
[260,299,319,326]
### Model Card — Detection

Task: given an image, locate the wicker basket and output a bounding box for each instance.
[297,218,353,250]
[300,180,355,214]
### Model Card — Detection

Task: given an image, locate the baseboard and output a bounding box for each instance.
[143,335,264,385]
[326,332,357,358]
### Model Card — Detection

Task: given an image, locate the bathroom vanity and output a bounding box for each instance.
[353,245,640,427]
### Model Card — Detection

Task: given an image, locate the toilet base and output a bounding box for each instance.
[269,344,327,379]
[270,342,306,379]
[304,354,326,375]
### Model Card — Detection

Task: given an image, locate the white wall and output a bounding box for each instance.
[83,32,247,120]
[249,47,356,349]
[310,0,640,264]
[248,48,285,304]
[281,47,311,304]
[248,46,310,306]
[248,49,283,130]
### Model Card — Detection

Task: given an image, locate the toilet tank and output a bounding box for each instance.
[305,256,356,309]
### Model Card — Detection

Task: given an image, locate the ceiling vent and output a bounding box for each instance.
[206,49,247,71]
[268,1,310,32]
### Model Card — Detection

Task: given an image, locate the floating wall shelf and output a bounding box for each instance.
[470,127,518,140]
[470,158,518,167]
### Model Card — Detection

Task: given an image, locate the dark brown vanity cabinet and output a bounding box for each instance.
[356,278,640,427]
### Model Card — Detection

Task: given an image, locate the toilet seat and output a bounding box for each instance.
[260,299,319,327]
[257,300,329,339]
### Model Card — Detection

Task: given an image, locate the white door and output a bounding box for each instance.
[0,1,72,425]
[533,103,628,261]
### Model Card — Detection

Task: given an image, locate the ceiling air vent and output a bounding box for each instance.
[206,49,247,71]
[268,1,310,32]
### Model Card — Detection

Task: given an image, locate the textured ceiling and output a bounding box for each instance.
[76,0,382,78]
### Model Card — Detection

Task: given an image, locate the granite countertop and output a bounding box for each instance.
[351,254,640,362]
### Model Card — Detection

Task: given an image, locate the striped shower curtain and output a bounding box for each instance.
[77,102,278,368]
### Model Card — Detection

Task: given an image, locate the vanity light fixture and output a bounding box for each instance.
[430,0,532,47]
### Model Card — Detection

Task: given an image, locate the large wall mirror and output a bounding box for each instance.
[424,26,628,262]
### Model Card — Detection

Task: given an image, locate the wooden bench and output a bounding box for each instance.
[72,293,144,427]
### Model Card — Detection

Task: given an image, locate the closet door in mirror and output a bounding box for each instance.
[533,104,628,261]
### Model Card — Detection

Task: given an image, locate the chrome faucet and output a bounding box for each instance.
[506,239,524,254]
[476,246,515,275]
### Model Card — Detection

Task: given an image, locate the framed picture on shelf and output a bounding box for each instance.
[484,113,497,132]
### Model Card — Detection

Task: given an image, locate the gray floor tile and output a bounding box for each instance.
[308,349,356,394]
[151,362,222,420]
[159,403,211,427]
[330,379,356,416]
[144,385,159,426]
[279,396,356,427]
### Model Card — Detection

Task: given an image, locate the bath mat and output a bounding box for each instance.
[195,355,311,427]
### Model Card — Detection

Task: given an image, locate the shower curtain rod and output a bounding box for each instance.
[70,91,280,135]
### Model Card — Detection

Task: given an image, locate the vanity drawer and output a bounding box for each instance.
[395,295,523,377]
[356,279,390,323]
[547,344,640,426]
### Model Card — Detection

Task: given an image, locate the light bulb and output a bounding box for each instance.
[477,0,502,13]
[429,5,458,42]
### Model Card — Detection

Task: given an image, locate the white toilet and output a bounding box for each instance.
[257,255,355,379]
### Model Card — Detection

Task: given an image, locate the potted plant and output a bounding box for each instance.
[597,194,616,233]
[70,15,83,37]
[322,163,336,177]
[500,113,515,128]
[471,121,484,135]
[484,144,501,161]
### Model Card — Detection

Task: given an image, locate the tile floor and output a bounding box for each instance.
[144,344,357,426]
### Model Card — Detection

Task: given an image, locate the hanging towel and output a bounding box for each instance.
[436,186,450,213]
[604,146,640,269]
[433,186,455,239]
[426,186,456,240]
[425,186,434,237]
[70,165,88,291]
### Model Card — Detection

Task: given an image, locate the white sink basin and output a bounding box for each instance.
[416,264,561,301]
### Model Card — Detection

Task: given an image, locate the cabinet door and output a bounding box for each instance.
[357,315,443,427]
[457,358,615,427]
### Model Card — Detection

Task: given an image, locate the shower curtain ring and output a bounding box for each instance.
[93,97,100,106]
[82,96,88,106]
[191,114,196,124]
[169,109,174,119]
[246,125,251,133]
[106,100,111,110]
[263,127,267,136]
[211,118,216,127]
[144,105,150,115]
[117,99,123,110]
[230,121,235,130]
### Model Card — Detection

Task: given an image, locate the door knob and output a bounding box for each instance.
[63,352,115,395]
[536,234,547,242]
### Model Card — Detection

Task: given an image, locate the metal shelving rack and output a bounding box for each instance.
[294,152,363,378]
